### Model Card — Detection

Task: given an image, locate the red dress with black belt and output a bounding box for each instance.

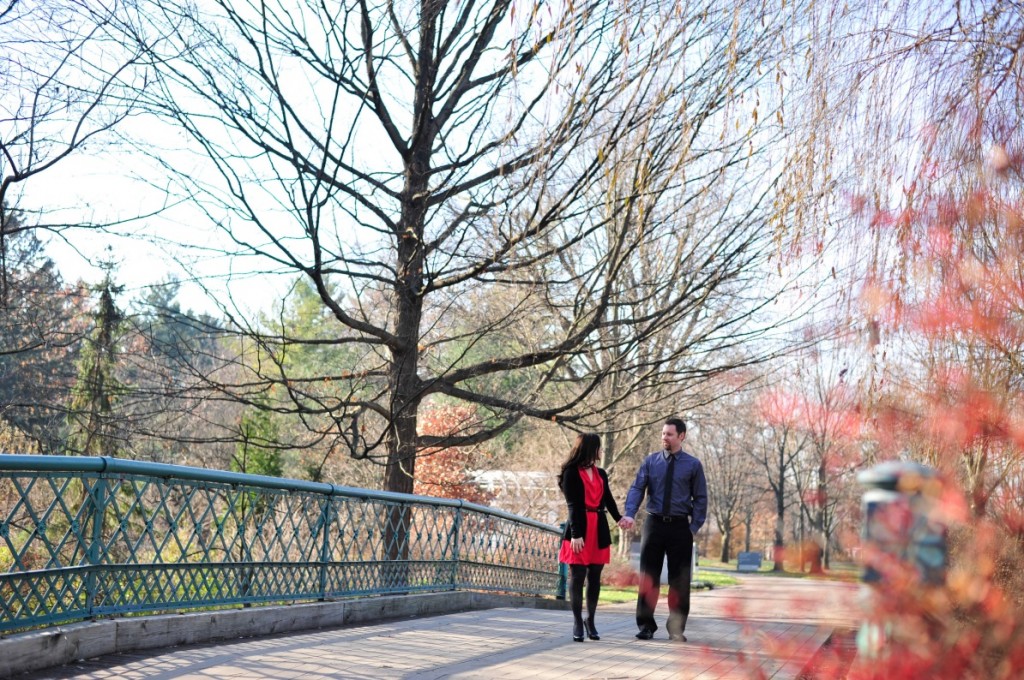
[558,467,611,565]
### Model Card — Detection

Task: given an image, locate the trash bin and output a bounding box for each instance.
[856,461,949,657]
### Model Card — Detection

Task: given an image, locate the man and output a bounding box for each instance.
[618,417,708,642]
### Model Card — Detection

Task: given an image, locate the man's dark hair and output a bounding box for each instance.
[665,417,687,435]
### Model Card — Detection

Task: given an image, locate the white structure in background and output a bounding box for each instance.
[471,470,564,525]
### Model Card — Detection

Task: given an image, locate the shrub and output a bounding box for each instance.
[602,557,639,587]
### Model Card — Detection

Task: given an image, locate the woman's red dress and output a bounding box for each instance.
[558,466,611,565]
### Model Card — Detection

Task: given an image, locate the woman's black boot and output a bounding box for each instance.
[585,566,602,641]
[570,564,586,641]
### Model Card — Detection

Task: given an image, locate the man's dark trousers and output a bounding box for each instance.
[636,517,693,636]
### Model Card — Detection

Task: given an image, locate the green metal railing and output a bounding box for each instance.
[0,455,562,633]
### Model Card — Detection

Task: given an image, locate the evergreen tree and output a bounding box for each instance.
[66,268,127,456]
[136,278,223,368]
[0,205,84,452]
[232,403,283,478]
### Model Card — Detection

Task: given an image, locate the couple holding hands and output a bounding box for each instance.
[557,418,708,643]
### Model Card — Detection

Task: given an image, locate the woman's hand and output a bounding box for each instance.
[570,537,584,553]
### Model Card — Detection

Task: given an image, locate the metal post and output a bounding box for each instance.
[86,476,108,619]
[318,497,333,600]
[555,522,567,599]
[450,507,462,590]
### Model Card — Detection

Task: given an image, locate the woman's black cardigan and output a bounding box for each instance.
[559,466,623,550]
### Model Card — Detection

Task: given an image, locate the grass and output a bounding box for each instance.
[594,556,862,605]
[599,570,740,604]
[694,570,741,587]
[697,558,861,582]
[600,587,641,604]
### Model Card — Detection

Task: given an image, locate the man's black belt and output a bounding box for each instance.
[650,514,690,523]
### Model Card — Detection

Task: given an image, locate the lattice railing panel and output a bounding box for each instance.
[0,455,561,633]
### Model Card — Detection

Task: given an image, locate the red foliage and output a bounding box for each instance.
[413,405,494,505]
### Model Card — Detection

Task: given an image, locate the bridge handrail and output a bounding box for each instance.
[0,454,562,633]
[0,454,556,531]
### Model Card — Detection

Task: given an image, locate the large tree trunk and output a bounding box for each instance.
[382,95,433,495]
[382,325,422,581]
[810,460,826,574]
[383,356,421,497]
[773,491,785,572]
[720,529,732,563]
[744,510,753,553]
[382,133,431,572]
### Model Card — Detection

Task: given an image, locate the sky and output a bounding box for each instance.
[2,2,300,320]
[27,139,295,319]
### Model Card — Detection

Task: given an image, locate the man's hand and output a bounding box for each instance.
[618,517,635,530]
[570,537,585,553]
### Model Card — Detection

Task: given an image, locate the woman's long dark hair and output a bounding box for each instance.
[557,433,602,490]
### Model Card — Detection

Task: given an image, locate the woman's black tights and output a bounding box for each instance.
[569,564,604,626]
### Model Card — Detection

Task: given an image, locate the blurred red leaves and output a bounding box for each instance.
[788,115,1024,678]
[840,131,1024,677]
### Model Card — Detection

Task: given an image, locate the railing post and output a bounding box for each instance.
[319,496,333,600]
[555,522,567,600]
[691,541,697,583]
[450,506,462,590]
[86,476,108,619]
[237,486,252,605]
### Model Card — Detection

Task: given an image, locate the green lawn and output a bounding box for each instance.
[600,587,640,604]
[595,559,861,604]
[693,570,741,587]
[600,571,740,604]
[697,558,861,582]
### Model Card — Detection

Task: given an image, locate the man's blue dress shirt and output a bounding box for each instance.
[624,449,708,535]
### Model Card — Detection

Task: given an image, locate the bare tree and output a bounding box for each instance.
[697,388,763,563]
[572,131,813,478]
[752,380,808,571]
[792,350,863,570]
[114,0,810,494]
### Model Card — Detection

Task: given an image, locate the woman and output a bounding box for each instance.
[558,432,623,642]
